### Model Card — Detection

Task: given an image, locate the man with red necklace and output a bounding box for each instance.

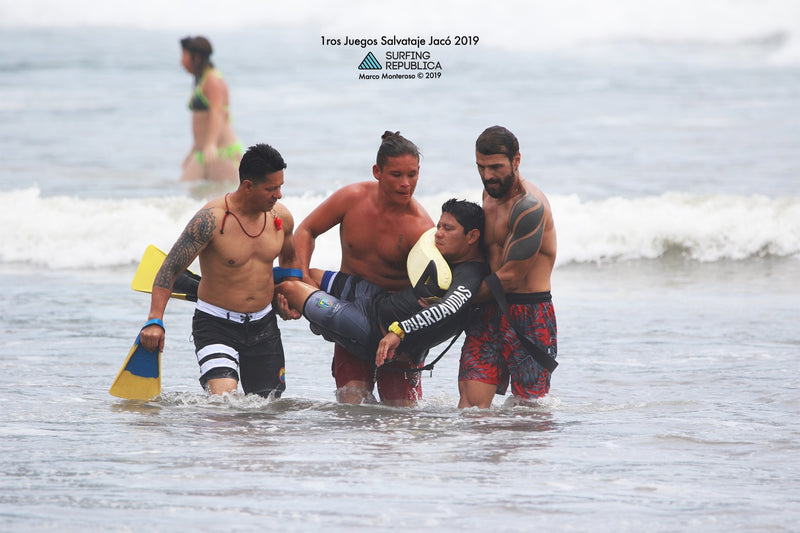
[294,131,434,407]
[140,143,301,398]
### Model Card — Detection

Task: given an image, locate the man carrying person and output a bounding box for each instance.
[277,199,488,371]
[459,126,559,408]
[139,143,300,397]
[293,131,434,406]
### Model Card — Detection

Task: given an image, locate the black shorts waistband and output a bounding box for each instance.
[505,291,552,305]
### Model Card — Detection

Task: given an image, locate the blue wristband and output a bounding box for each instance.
[142,318,165,331]
[273,266,303,283]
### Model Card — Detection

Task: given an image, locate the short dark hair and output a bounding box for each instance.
[239,144,287,184]
[441,198,484,235]
[376,131,420,169]
[475,125,519,162]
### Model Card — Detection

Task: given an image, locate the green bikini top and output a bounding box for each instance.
[188,69,213,112]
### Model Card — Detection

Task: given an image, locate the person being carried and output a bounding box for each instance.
[139,143,300,397]
[277,199,488,371]
[293,131,434,407]
[179,35,243,183]
[459,126,559,408]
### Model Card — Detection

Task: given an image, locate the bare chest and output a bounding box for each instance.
[341,206,428,275]
[212,217,283,268]
[345,218,410,263]
[483,202,511,258]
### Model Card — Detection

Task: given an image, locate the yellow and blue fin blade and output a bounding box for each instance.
[131,244,200,301]
[109,330,161,401]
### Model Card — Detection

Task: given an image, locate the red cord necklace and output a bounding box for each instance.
[220,193,268,238]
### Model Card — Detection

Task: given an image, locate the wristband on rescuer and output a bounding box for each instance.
[142,318,164,331]
[273,267,303,283]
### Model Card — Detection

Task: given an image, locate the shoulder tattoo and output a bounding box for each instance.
[503,192,545,263]
[154,209,216,289]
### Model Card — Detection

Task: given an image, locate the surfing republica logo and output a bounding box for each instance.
[358,52,382,70]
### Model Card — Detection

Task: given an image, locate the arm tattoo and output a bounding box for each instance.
[503,192,545,264]
[154,209,216,289]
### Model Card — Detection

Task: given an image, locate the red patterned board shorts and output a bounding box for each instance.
[459,292,557,399]
[331,344,423,402]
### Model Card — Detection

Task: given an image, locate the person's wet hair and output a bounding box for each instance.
[441,198,484,235]
[376,131,420,169]
[475,125,519,163]
[239,143,287,184]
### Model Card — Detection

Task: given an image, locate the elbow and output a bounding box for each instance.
[493,271,524,294]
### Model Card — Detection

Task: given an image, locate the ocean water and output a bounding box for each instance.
[1,1,799,531]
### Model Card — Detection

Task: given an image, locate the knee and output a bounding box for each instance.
[458,380,495,409]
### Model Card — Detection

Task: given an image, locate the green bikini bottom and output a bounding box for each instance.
[194,140,244,165]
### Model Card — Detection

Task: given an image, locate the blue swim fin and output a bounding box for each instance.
[109,333,161,400]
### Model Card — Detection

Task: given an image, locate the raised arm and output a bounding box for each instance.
[293,185,358,284]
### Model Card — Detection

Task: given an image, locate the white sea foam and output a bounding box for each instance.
[3,187,797,269]
[553,192,800,264]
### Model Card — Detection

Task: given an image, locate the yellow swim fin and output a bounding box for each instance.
[131,245,200,301]
[131,244,300,302]
[109,332,161,400]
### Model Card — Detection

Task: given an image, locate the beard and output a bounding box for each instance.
[483,168,516,199]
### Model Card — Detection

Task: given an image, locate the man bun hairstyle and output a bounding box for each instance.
[376,131,421,169]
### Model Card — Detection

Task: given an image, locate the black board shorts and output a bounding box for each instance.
[192,303,286,398]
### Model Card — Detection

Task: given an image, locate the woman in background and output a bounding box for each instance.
[179,36,242,182]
